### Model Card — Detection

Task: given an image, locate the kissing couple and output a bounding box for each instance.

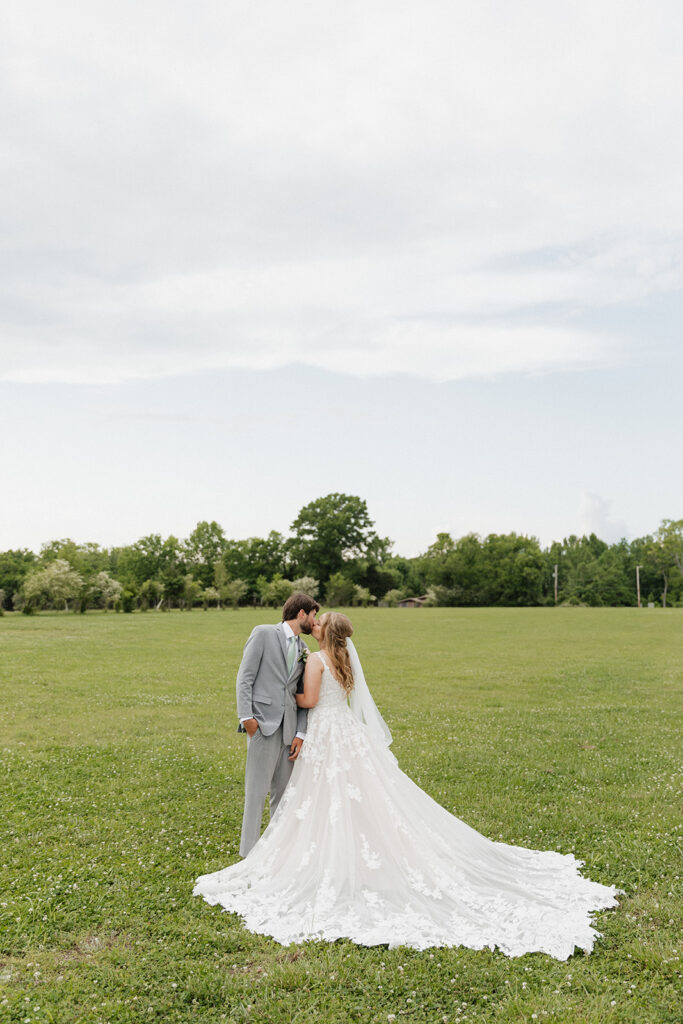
[194,593,621,958]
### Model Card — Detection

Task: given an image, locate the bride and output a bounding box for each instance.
[194,612,621,959]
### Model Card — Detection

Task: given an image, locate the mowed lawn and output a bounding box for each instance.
[0,608,681,1024]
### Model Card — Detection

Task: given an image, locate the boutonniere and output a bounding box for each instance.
[298,648,309,665]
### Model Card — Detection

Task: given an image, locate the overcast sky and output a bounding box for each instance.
[1,0,681,556]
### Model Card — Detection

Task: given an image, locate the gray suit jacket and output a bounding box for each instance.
[236,624,308,744]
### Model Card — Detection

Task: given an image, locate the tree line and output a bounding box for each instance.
[0,494,681,614]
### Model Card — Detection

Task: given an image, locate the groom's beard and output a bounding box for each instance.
[300,624,313,635]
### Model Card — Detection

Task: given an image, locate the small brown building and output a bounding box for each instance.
[397,596,429,608]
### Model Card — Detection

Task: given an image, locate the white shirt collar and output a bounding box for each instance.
[282,621,297,642]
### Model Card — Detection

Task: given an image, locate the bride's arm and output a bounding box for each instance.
[296,654,324,708]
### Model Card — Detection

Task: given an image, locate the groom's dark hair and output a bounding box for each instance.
[282,593,320,621]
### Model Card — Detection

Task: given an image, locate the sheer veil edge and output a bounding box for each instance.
[346,637,396,760]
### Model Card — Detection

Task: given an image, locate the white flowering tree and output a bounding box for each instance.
[22,559,83,611]
[93,571,123,611]
[291,576,319,599]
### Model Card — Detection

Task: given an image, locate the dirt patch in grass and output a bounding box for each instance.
[55,931,133,962]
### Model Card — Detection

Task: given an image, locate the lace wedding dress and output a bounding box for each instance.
[194,652,621,959]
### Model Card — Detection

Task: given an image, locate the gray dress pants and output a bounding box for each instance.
[239,724,293,858]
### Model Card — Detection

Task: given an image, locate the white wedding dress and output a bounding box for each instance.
[194,652,621,959]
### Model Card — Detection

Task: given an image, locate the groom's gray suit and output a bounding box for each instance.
[236,623,308,857]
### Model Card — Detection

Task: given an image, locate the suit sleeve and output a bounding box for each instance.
[236,627,266,721]
[296,705,308,735]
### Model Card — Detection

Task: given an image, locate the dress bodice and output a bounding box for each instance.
[313,652,349,710]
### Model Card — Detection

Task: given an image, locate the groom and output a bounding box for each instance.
[236,592,320,857]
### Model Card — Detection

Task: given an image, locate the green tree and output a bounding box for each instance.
[480,533,545,605]
[114,534,186,589]
[0,549,36,610]
[156,537,186,608]
[113,536,159,587]
[628,535,659,605]
[383,555,427,598]
[223,579,249,608]
[38,539,109,582]
[642,519,683,607]
[347,547,397,601]
[289,493,387,586]
[658,519,683,577]
[579,544,633,607]
[213,558,229,607]
[419,533,484,605]
[117,588,137,613]
[138,579,164,611]
[257,575,294,607]
[223,532,288,598]
[550,534,609,606]
[181,574,203,610]
[184,521,227,588]
[325,572,356,606]
[417,532,544,606]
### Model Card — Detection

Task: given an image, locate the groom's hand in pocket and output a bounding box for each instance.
[288,737,303,761]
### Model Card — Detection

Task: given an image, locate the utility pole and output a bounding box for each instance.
[553,564,558,605]
[636,565,642,608]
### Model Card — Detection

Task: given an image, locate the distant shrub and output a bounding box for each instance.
[223,579,248,608]
[258,575,294,607]
[202,586,220,609]
[325,573,356,606]
[182,575,203,610]
[422,585,456,607]
[117,589,136,613]
[138,579,163,611]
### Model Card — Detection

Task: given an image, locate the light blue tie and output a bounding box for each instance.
[287,636,297,674]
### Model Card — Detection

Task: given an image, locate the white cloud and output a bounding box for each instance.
[578,492,629,542]
[0,327,616,386]
[1,0,682,384]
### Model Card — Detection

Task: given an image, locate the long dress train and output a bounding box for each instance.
[194,654,621,959]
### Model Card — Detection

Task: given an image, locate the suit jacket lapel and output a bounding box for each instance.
[276,624,289,672]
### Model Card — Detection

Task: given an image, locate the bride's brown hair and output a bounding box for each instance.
[319,612,355,694]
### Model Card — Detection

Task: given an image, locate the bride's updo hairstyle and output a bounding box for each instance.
[319,612,355,694]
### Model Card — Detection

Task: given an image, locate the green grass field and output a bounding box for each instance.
[1,608,681,1023]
